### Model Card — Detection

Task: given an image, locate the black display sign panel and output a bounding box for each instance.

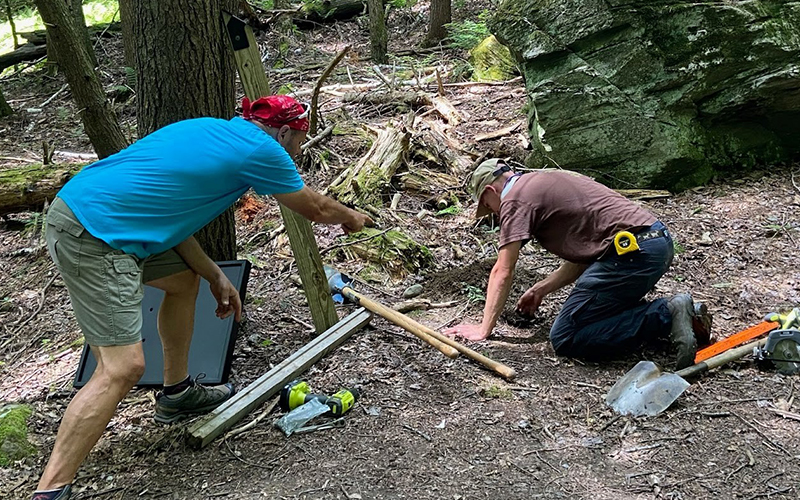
[74,260,251,388]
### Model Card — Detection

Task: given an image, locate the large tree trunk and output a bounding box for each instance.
[426,0,451,45]
[124,0,237,261]
[366,0,387,64]
[34,0,127,159]
[0,86,13,117]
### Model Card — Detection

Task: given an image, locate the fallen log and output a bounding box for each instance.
[296,0,365,25]
[342,90,432,108]
[411,119,474,177]
[17,21,121,46]
[0,43,48,72]
[337,227,434,276]
[396,169,459,196]
[328,122,410,207]
[0,163,85,216]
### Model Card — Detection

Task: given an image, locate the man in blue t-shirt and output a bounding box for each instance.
[34,96,372,500]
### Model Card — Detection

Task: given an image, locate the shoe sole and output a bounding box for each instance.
[154,387,236,424]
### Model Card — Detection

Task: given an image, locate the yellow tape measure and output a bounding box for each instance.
[614,231,640,255]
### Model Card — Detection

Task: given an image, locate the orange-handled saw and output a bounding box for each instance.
[694,321,779,363]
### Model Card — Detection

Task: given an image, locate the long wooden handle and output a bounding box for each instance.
[344,287,516,380]
[343,288,458,358]
[677,337,768,379]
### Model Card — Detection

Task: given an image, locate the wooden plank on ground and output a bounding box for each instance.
[224,12,338,334]
[186,307,372,449]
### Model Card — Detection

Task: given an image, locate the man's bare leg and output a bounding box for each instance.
[36,344,145,490]
[146,269,200,385]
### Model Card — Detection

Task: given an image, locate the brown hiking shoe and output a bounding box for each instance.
[692,302,713,346]
[667,293,698,370]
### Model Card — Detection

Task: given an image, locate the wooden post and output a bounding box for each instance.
[224,13,338,334]
[187,307,372,448]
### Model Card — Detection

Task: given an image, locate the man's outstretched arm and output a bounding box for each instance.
[444,241,522,341]
[273,186,373,233]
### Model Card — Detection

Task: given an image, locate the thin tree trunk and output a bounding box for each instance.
[4,0,19,49]
[118,0,135,67]
[70,0,97,67]
[367,0,387,64]
[127,0,237,260]
[35,0,128,159]
[426,0,450,44]
[0,86,13,117]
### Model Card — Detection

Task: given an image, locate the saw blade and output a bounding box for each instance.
[771,338,800,375]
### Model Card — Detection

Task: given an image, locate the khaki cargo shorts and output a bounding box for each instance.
[45,197,190,347]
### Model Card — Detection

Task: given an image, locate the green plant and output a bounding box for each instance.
[673,241,685,254]
[260,338,273,347]
[445,11,491,51]
[481,385,513,399]
[461,282,486,303]
[436,205,461,217]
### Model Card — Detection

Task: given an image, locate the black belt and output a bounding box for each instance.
[613,227,668,255]
[634,228,668,243]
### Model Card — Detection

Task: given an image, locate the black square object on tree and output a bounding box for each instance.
[73,260,251,388]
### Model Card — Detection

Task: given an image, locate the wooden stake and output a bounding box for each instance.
[224,12,338,334]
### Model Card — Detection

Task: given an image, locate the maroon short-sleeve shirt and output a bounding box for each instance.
[498,170,656,263]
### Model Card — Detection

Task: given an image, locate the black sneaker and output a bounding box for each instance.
[154,375,235,424]
[667,293,698,370]
[31,485,71,500]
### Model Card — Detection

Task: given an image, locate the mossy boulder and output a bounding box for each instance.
[0,404,36,466]
[490,0,800,190]
[469,35,518,82]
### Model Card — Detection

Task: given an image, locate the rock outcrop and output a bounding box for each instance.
[491,0,800,189]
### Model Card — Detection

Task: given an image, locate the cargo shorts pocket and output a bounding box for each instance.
[109,255,144,306]
[45,210,85,276]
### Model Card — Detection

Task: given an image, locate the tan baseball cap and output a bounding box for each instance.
[470,158,505,218]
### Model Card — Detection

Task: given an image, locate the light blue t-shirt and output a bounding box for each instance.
[58,117,305,258]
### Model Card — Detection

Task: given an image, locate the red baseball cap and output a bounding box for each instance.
[241,95,310,132]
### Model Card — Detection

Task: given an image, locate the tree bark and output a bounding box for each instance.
[125,0,237,261]
[118,0,135,67]
[366,0,387,64]
[35,0,128,159]
[426,0,451,45]
[0,86,13,117]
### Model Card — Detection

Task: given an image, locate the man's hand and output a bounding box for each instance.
[342,211,374,234]
[443,323,489,341]
[209,275,242,322]
[516,283,546,316]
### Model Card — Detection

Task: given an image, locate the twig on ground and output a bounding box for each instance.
[434,301,470,330]
[401,423,431,441]
[2,271,57,352]
[301,124,334,151]
[319,227,391,256]
[40,83,68,107]
[285,315,315,332]
[224,398,279,439]
[767,407,800,422]
[309,45,351,135]
[791,168,800,195]
[733,412,791,456]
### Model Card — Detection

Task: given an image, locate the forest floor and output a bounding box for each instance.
[2,2,800,499]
